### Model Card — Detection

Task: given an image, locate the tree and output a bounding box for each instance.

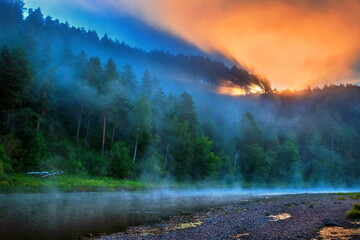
[121,64,137,95]
[108,92,131,152]
[85,56,103,92]
[0,144,12,178]
[178,92,198,134]
[239,143,268,183]
[168,116,193,180]
[275,141,302,185]
[25,7,44,32]
[0,46,20,112]
[0,0,24,41]
[74,51,88,79]
[131,95,153,165]
[0,46,32,117]
[192,136,222,179]
[140,70,153,98]
[240,112,262,145]
[103,58,119,93]
[110,141,132,178]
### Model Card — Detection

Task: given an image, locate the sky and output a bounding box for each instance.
[24,0,360,89]
[23,0,203,55]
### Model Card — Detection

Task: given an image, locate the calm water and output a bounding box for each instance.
[0,189,339,240]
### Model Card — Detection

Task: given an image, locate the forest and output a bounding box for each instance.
[0,0,359,188]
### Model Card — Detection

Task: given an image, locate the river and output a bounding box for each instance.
[0,189,346,240]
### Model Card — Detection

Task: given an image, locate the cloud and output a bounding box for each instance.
[30,0,360,89]
[99,0,360,89]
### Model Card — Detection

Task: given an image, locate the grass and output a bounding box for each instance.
[333,192,360,200]
[175,221,203,229]
[346,203,360,220]
[0,174,148,193]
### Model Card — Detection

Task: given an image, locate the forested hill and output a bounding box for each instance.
[0,0,271,94]
[0,0,359,187]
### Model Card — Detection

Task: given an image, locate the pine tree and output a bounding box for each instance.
[178,92,198,134]
[85,56,103,92]
[140,70,153,98]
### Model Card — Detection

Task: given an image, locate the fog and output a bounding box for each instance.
[1,0,359,192]
[1,188,359,240]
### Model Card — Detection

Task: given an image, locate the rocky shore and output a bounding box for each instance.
[90,193,360,240]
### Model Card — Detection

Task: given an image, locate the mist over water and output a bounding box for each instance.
[1,188,359,240]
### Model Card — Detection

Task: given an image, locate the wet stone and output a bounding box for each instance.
[322,218,341,227]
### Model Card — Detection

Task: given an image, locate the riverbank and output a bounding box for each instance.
[0,174,147,193]
[90,193,360,240]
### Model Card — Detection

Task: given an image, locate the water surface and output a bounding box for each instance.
[0,189,348,240]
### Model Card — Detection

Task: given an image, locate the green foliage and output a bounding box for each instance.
[28,132,47,170]
[138,149,163,181]
[239,144,268,183]
[131,95,153,153]
[0,46,21,111]
[275,141,301,184]
[346,203,360,219]
[0,144,12,178]
[51,139,84,174]
[178,93,198,134]
[103,58,118,93]
[192,136,222,179]
[333,192,360,200]
[240,112,262,145]
[121,64,137,93]
[0,174,146,192]
[85,56,103,92]
[1,133,22,169]
[110,141,132,178]
[0,1,360,187]
[140,70,153,98]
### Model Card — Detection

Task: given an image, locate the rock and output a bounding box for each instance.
[204,218,218,224]
[86,233,94,238]
[322,218,341,226]
[153,223,167,228]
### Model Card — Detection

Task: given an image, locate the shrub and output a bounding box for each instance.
[346,203,360,219]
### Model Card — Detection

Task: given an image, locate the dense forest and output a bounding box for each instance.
[0,0,359,187]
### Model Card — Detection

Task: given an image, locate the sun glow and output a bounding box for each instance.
[103,0,360,89]
[217,81,265,96]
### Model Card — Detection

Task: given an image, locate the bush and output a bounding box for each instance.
[39,155,63,171]
[52,139,84,174]
[346,203,360,219]
[138,151,163,181]
[353,203,360,211]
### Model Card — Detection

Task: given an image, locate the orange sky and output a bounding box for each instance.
[104,0,360,89]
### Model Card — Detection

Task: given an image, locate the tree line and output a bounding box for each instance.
[0,0,359,186]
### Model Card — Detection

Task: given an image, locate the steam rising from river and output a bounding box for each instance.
[1,188,359,240]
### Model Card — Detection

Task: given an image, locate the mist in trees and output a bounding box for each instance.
[0,0,359,187]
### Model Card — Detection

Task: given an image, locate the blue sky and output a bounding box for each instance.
[23,0,202,55]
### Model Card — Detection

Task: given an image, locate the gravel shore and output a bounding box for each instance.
[90,193,360,240]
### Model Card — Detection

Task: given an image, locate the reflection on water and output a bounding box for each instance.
[0,189,352,240]
[0,190,265,240]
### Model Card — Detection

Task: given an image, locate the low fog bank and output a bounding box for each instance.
[0,0,359,190]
